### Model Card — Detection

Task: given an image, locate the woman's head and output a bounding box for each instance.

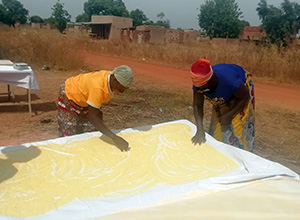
[111,65,133,93]
[190,59,213,87]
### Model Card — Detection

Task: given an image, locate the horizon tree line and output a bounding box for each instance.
[0,0,299,46]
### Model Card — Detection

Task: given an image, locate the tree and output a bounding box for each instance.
[198,0,245,39]
[239,20,250,27]
[141,12,171,28]
[155,12,170,29]
[83,0,129,18]
[257,0,300,46]
[0,4,13,25]
[281,0,300,38]
[239,19,250,34]
[29,15,44,23]
[1,0,28,26]
[44,17,56,25]
[76,13,90,22]
[129,9,149,27]
[257,0,269,21]
[51,0,71,33]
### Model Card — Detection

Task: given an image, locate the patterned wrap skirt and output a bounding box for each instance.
[57,83,96,137]
[208,72,255,152]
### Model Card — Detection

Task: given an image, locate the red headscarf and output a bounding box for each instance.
[191,59,213,87]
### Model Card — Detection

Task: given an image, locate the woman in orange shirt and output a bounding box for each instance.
[58,65,133,152]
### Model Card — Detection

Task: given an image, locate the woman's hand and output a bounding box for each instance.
[112,136,130,152]
[219,113,233,126]
[191,129,206,145]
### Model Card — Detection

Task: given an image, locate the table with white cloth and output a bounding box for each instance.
[0,60,40,113]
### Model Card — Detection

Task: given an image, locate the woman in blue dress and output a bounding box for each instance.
[191,59,255,152]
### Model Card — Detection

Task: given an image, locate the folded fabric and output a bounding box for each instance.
[13,63,29,70]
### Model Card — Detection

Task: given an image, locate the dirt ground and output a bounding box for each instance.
[1,52,300,175]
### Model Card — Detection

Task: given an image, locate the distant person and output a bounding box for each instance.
[190,58,255,151]
[57,65,133,152]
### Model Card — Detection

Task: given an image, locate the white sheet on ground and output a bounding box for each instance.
[97,177,300,220]
[0,120,299,220]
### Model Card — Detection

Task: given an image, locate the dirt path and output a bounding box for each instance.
[83,51,300,111]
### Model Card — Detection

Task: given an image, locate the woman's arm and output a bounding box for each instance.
[192,91,206,145]
[87,105,129,151]
[219,83,250,125]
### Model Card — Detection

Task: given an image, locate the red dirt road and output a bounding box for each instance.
[83,52,300,111]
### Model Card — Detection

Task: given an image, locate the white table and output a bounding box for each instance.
[0,60,40,113]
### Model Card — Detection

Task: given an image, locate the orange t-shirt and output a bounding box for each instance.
[65,70,112,109]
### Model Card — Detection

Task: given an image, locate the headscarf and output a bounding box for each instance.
[113,65,133,87]
[190,59,213,87]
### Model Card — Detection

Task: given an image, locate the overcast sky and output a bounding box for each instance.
[15,0,291,29]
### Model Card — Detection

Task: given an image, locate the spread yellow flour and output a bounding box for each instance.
[0,123,238,218]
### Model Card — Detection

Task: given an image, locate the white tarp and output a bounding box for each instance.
[0,120,299,219]
[97,177,300,220]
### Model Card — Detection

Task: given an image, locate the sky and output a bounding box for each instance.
[14,0,293,30]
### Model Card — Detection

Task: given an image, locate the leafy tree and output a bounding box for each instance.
[240,20,250,27]
[198,0,246,39]
[44,17,56,25]
[129,9,149,27]
[257,0,269,21]
[281,0,300,38]
[51,0,71,33]
[257,0,300,46]
[155,12,170,29]
[76,13,90,22]
[0,4,13,25]
[83,0,129,17]
[141,12,171,28]
[1,0,28,26]
[239,19,250,34]
[29,15,44,23]
[143,20,155,26]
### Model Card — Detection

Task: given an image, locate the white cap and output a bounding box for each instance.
[113,65,133,87]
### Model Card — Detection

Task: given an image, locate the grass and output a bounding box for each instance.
[0,25,83,70]
[0,25,300,84]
